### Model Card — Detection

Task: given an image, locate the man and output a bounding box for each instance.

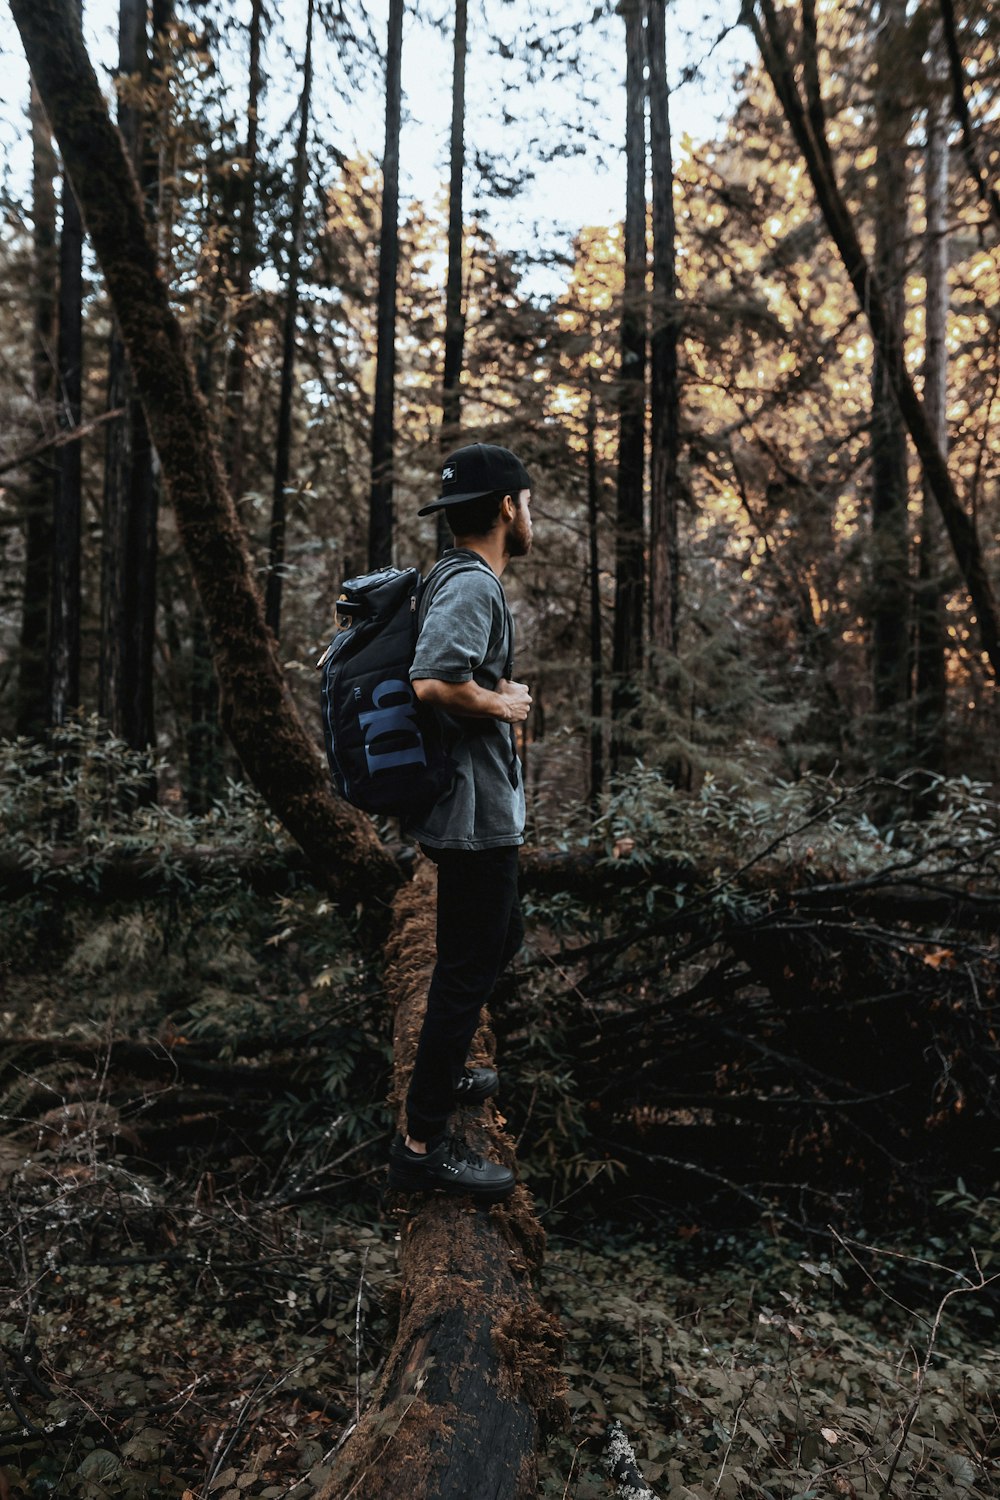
[387,442,533,1204]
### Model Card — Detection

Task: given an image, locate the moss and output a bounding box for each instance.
[317,1395,457,1499]
[493,1299,568,1428]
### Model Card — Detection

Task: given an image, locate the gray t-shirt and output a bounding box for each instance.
[407,549,526,850]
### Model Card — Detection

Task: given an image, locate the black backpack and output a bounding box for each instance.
[317,557,494,817]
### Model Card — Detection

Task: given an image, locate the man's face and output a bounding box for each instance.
[506,489,533,558]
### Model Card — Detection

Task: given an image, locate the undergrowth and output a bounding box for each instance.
[2,727,999,1496]
[538,1229,1000,1498]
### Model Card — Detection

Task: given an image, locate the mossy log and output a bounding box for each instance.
[318,860,565,1500]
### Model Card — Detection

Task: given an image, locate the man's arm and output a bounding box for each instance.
[412,677,532,723]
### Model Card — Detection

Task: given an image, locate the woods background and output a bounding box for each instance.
[1,0,999,1497]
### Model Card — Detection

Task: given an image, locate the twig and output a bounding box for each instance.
[560,1437,588,1500]
[0,1354,47,1438]
[882,1260,999,1497]
[354,1245,370,1426]
[828,1228,1000,1497]
[713,1389,750,1496]
[203,1375,268,1490]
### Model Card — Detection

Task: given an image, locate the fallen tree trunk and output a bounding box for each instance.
[10,0,399,915]
[0,844,317,902]
[318,860,565,1500]
[0,843,676,902]
[4,845,998,932]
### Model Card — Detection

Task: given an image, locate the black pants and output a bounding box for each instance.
[405,844,523,1143]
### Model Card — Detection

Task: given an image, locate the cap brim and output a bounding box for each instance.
[417,488,495,517]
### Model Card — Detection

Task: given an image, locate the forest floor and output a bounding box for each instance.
[2,1131,998,1500]
[2,914,998,1500]
[2,744,999,1497]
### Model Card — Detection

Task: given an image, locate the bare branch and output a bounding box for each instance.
[0,409,125,480]
[939,0,1000,240]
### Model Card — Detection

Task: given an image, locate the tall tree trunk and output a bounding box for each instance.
[188,607,223,812]
[265,0,314,639]
[100,0,157,750]
[646,0,679,675]
[611,0,647,771]
[749,0,1000,681]
[586,373,604,809]
[438,0,468,558]
[17,81,57,738]
[913,48,949,780]
[190,78,234,807]
[869,0,911,776]
[150,0,176,267]
[50,0,85,728]
[11,0,399,909]
[368,0,404,572]
[226,0,263,504]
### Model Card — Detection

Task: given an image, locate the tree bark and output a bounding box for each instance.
[749,0,1000,681]
[149,0,175,265]
[586,373,605,809]
[11,0,399,908]
[646,0,679,672]
[16,80,57,738]
[100,0,158,750]
[187,605,224,812]
[50,0,85,728]
[438,0,469,559]
[611,0,647,768]
[869,0,911,774]
[265,0,314,638]
[318,861,564,1500]
[368,0,404,572]
[225,0,264,505]
[913,46,949,779]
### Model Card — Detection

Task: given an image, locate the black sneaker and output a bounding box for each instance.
[387,1133,516,1203]
[454,1066,499,1104]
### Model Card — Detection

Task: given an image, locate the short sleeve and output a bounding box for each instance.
[410,570,502,683]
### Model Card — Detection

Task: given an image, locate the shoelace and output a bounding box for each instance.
[443,1133,482,1169]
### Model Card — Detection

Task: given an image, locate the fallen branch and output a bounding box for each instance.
[0,407,125,479]
[0,844,315,902]
[605,1418,661,1500]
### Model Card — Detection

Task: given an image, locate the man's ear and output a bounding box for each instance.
[501,492,515,521]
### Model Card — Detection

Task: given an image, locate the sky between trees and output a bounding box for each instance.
[0,0,753,295]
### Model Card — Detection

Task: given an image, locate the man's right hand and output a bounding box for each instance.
[497,678,532,722]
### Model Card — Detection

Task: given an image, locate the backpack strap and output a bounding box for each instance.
[417,553,520,790]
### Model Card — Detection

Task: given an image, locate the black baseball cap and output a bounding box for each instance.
[417,442,531,517]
